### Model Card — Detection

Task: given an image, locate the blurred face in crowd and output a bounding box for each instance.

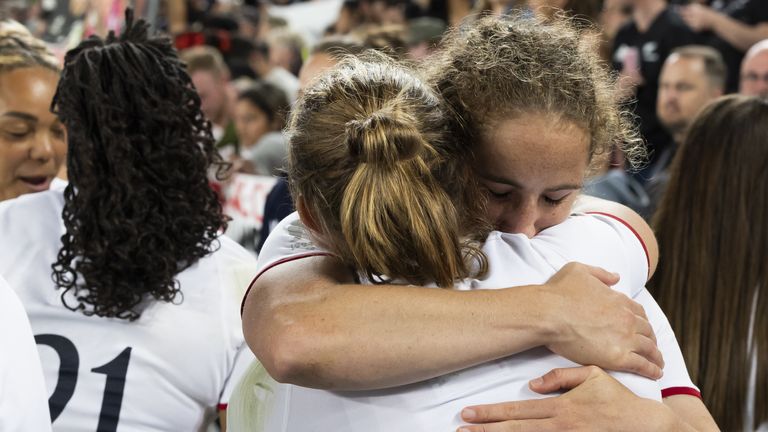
[658,54,723,141]
[0,67,66,201]
[191,70,229,126]
[298,53,338,95]
[476,113,589,238]
[740,46,768,98]
[234,99,271,148]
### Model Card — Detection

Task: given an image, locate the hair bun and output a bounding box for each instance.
[345,109,423,167]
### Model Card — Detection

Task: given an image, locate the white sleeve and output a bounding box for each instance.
[0,277,52,432]
[633,288,700,398]
[538,212,649,298]
[253,211,333,278]
[219,343,257,407]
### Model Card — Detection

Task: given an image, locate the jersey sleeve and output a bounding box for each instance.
[633,288,700,398]
[538,212,650,298]
[218,343,257,409]
[0,277,53,432]
[241,212,334,313]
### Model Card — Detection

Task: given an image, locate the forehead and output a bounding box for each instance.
[478,113,590,181]
[661,56,707,81]
[0,67,59,114]
[299,53,337,91]
[743,50,768,73]
[190,70,221,90]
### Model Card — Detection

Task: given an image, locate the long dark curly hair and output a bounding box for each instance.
[51,10,228,321]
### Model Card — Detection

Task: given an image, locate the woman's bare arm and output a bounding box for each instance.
[242,257,663,390]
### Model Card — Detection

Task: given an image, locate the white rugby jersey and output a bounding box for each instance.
[0,275,51,432]
[245,211,699,431]
[0,190,255,432]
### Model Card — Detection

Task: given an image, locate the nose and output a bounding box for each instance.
[29,132,54,163]
[502,199,539,238]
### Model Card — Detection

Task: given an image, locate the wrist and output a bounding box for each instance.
[528,283,567,347]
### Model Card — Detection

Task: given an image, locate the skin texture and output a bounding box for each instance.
[657,55,723,143]
[233,99,271,149]
[297,53,338,96]
[457,366,717,432]
[680,4,768,52]
[740,45,768,97]
[0,67,66,202]
[477,114,588,238]
[190,70,229,127]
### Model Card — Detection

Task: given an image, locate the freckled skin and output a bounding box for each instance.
[475,113,590,237]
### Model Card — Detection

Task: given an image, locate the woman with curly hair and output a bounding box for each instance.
[0,18,65,202]
[241,15,718,431]
[0,11,254,432]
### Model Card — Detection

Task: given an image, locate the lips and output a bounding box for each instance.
[19,176,53,192]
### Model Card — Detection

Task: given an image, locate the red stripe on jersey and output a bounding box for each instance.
[662,387,702,399]
[240,252,335,315]
[218,403,228,411]
[585,212,651,275]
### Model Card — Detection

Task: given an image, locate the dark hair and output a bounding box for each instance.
[237,80,290,130]
[51,10,228,321]
[650,95,767,431]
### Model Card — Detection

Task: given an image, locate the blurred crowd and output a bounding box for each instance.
[1,0,767,431]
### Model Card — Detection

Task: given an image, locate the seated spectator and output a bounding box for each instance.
[232,81,290,176]
[0,12,253,431]
[646,45,725,214]
[180,45,239,150]
[405,17,445,61]
[679,0,768,92]
[649,94,767,432]
[266,28,305,77]
[247,39,299,102]
[0,19,65,202]
[612,0,697,181]
[740,39,768,97]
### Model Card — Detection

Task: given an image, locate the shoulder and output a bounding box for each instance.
[0,190,64,248]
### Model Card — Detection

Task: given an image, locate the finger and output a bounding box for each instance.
[584,264,620,286]
[632,328,664,369]
[461,399,555,423]
[635,313,656,344]
[621,294,648,321]
[458,419,556,432]
[528,366,599,394]
[619,350,663,380]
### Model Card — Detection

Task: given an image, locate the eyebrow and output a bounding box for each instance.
[480,173,583,191]
[0,111,38,122]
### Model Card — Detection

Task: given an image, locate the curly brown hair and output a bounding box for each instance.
[426,14,645,173]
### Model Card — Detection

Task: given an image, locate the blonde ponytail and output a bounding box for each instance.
[340,107,465,287]
[287,54,484,287]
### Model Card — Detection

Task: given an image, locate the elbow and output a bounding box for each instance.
[245,314,328,386]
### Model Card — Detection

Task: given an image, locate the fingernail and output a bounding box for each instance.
[530,377,544,387]
[461,408,476,420]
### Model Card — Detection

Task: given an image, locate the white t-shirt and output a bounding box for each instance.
[244,212,698,431]
[0,275,52,432]
[0,190,256,432]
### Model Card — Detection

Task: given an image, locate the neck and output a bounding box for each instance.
[633,0,666,32]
